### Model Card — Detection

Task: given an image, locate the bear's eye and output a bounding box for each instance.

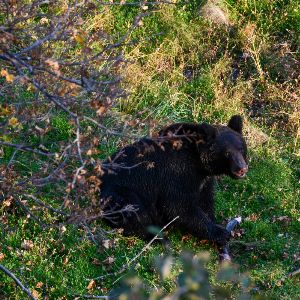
[224,151,230,158]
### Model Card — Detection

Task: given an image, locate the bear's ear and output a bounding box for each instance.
[199,123,216,142]
[228,115,243,134]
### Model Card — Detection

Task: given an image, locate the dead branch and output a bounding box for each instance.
[25,194,69,216]
[0,141,54,157]
[0,264,37,300]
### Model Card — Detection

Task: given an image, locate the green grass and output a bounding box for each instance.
[1,0,299,299]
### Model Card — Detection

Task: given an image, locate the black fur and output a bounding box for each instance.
[100,115,248,246]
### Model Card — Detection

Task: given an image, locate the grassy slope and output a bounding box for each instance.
[1,1,299,299]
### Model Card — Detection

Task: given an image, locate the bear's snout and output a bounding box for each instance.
[229,153,248,178]
[232,166,248,178]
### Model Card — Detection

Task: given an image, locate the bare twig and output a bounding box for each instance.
[277,268,300,286]
[287,268,300,278]
[82,116,131,137]
[82,222,99,246]
[14,197,46,228]
[71,295,108,299]
[91,216,179,281]
[6,149,18,169]
[0,141,54,157]
[0,264,37,300]
[25,194,69,216]
[30,156,69,186]
[75,117,84,165]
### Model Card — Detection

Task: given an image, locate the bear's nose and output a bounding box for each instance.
[237,166,248,177]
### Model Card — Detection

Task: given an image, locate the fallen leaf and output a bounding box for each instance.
[0,69,8,77]
[63,256,69,265]
[1,216,8,224]
[87,279,96,291]
[8,117,19,127]
[103,256,115,265]
[36,282,43,289]
[230,227,245,238]
[3,196,13,207]
[0,253,5,261]
[181,235,191,242]
[1,69,14,82]
[31,289,40,299]
[45,59,59,71]
[126,239,137,247]
[60,225,67,234]
[21,240,34,250]
[92,258,101,265]
[27,83,36,92]
[245,213,258,221]
[34,126,45,134]
[282,252,289,259]
[272,216,291,223]
[40,17,49,24]
[96,106,106,116]
[102,239,113,249]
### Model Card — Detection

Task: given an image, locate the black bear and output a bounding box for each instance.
[100,115,248,247]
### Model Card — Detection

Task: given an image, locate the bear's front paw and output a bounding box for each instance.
[210,224,230,246]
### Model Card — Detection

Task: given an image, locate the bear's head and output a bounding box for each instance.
[199,115,248,179]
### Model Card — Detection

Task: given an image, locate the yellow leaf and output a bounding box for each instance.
[1,69,14,82]
[8,117,19,127]
[0,105,11,116]
[0,253,5,261]
[6,73,14,82]
[3,199,12,207]
[0,69,8,77]
[27,83,36,92]
[31,289,40,299]
[74,34,85,44]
